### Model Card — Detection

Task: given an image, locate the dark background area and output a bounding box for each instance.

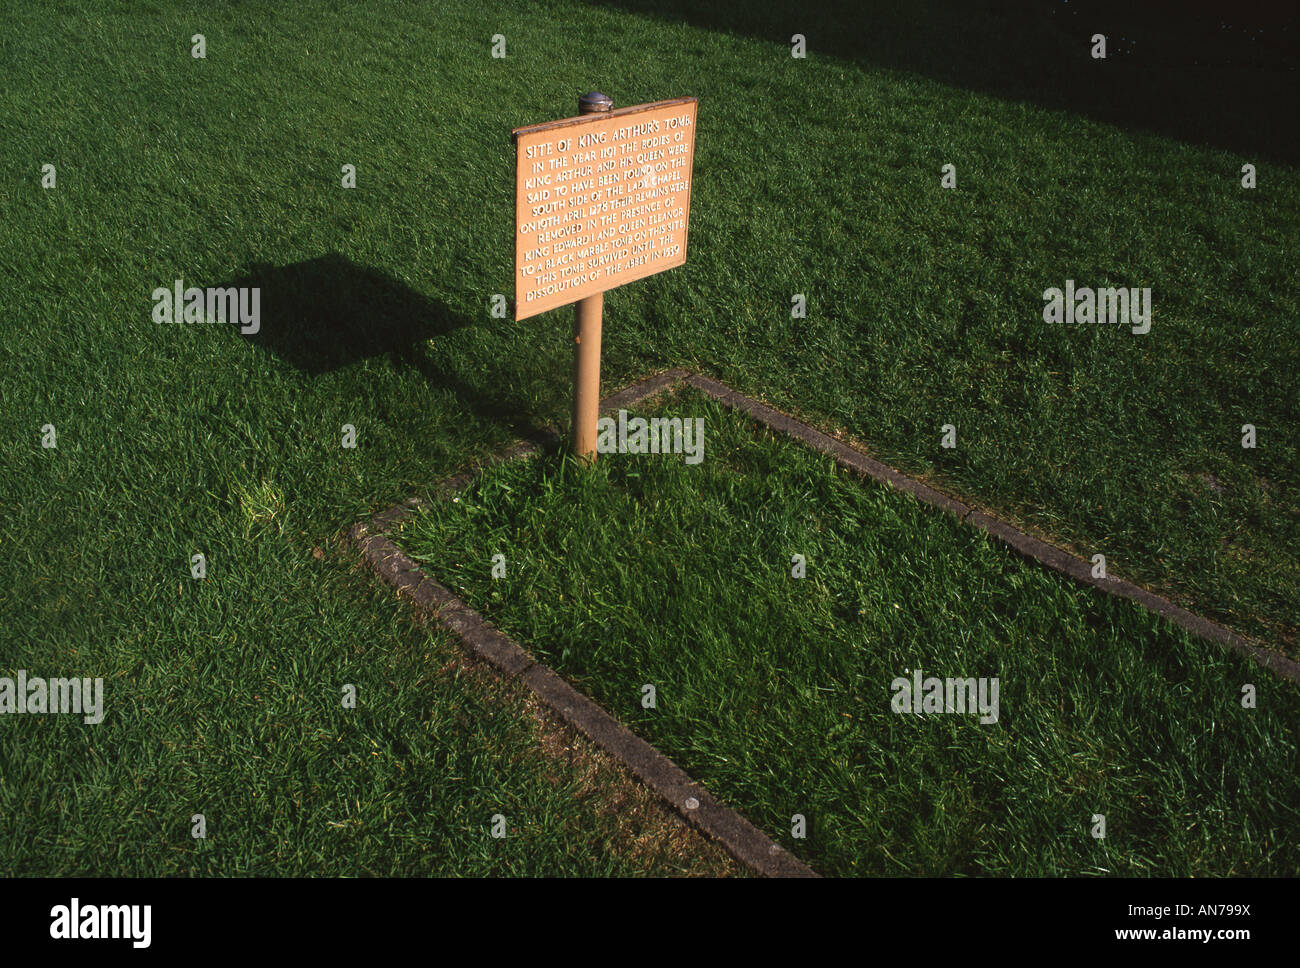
[583,0,1299,165]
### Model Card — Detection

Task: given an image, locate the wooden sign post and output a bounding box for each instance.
[513,93,698,461]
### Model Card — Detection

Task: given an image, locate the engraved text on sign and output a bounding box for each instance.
[513,98,697,320]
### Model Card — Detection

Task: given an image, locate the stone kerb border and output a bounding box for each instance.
[350,367,1299,877]
[678,372,1300,685]
[351,369,816,878]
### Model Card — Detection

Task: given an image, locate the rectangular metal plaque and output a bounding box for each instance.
[512,97,697,320]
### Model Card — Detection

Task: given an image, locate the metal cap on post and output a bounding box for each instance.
[571,92,612,463]
[578,91,613,114]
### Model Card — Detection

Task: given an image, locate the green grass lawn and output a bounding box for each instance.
[398,387,1300,876]
[0,518,738,877]
[1,0,1296,875]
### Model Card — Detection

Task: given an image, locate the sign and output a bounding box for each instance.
[512,97,697,320]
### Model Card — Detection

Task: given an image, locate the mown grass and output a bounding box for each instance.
[0,523,743,876]
[0,0,1295,874]
[399,387,1300,876]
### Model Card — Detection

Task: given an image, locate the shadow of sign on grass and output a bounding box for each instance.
[219,253,544,433]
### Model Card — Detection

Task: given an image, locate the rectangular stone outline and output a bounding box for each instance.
[351,368,816,877]
[681,372,1300,685]
[351,367,1298,878]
